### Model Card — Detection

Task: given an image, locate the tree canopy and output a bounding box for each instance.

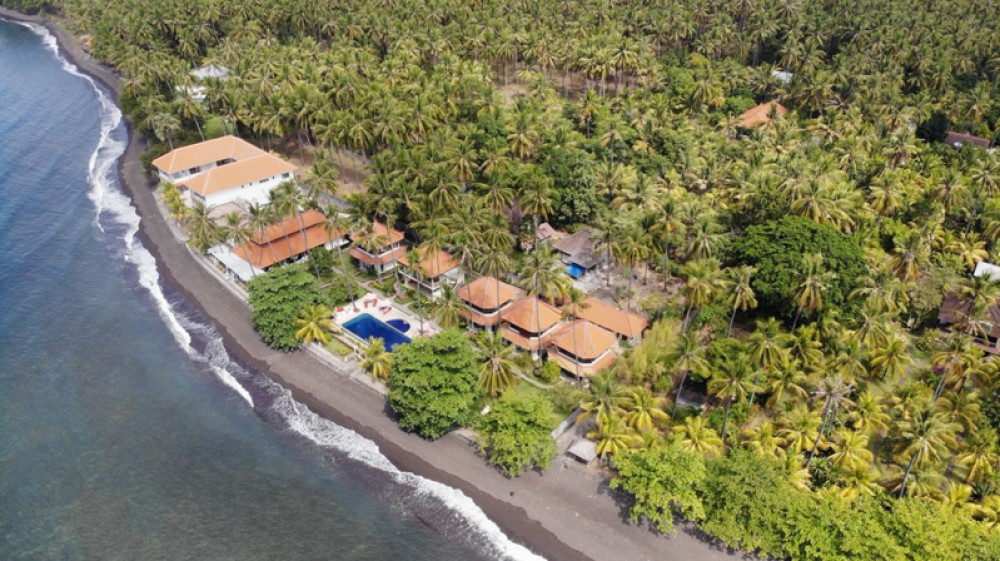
[247,264,329,351]
[474,392,558,476]
[387,330,480,439]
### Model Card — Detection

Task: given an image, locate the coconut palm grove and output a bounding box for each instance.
[9,0,1000,558]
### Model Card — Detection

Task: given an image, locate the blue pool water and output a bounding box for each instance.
[344,314,412,351]
[566,263,586,279]
[387,318,412,333]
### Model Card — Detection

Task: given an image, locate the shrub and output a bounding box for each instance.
[247,265,329,351]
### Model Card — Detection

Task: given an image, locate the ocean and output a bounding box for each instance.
[0,19,542,561]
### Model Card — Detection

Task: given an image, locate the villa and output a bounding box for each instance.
[211,209,347,282]
[458,276,521,329]
[152,136,266,184]
[500,296,563,359]
[398,246,463,298]
[153,136,296,209]
[945,131,993,150]
[739,101,787,129]
[546,320,618,378]
[570,298,648,343]
[349,222,406,276]
[553,228,604,280]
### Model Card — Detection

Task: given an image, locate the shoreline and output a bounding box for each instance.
[0,9,742,561]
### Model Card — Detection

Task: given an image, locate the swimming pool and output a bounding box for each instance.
[566,263,586,279]
[386,318,411,333]
[342,313,412,351]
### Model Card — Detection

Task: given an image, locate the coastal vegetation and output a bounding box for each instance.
[12,0,1000,557]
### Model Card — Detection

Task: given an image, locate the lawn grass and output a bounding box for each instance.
[325,337,353,358]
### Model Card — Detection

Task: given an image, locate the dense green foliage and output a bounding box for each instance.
[474,392,558,476]
[19,0,1000,555]
[615,448,1000,561]
[247,264,328,351]
[728,217,867,320]
[387,330,481,439]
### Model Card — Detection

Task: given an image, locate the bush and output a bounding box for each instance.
[247,265,329,351]
[727,216,866,321]
[474,392,558,476]
[537,359,561,383]
[388,330,481,439]
[610,441,707,533]
[308,246,334,274]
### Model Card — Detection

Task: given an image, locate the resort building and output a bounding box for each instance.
[553,228,604,280]
[500,296,563,359]
[152,136,265,184]
[212,209,346,282]
[570,298,649,343]
[739,101,787,130]
[183,64,231,103]
[547,320,618,378]
[945,131,993,150]
[153,136,296,209]
[458,276,521,329]
[398,246,463,298]
[349,222,406,276]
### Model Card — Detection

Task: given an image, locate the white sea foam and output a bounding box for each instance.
[17,21,253,407]
[20,20,547,560]
[274,389,547,561]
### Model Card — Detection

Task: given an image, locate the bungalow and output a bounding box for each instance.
[500,296,563,359]
[547,320,618,378]
[570,298,649,343]
[458,276,521,329]
[152,135,265,184]
[398,246,463,297]
[213,209,346,282]
[945,131,993,150]
[938,295,1000,354]
[177,153,296,209]
[739,101,787,130]
[349,221,406,276]
[554,228,604,279]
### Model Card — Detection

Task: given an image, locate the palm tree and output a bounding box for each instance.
[867,334,912,381]
[223,211,252,252]
[778,405,823,455]
[577,371,625,425]
[272,181,317,275]
[322,206,358,307]
[955,428,999,484]
[615,228,650,316]
[293,304,334,345]
[708,354,760,443]
[588,414,642,460]
[806,374,855,467]
[741,421,786,459]
[792,253,837,329]
[184,201,221,253]
[562,288,590,379]
[748,318,791,371]
[622,387,669,433]
[668,331,709,420]
[361,338,393,382]
[431,284,465,329]
[725,265,757,336]
[673,415,724,457]
[477,330,518,397]
[679,258,724,330]
[520,246,568,339]
[826,429,873,470]
[764,366,810,409]
[245,202,279,261]
[895,408,960,497]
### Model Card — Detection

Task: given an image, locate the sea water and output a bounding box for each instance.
[0,20,544,561]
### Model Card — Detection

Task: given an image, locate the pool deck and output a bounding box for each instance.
[334,292,437,341]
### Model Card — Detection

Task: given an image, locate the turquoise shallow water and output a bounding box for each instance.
[0,20,532,561]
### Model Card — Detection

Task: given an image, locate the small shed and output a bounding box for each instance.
[567,439,598,464]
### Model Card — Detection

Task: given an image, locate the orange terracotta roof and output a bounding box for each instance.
[179,153,296,196]
[549,320,617,360]
[547,348,617,378]
[251,209,332,244]
[399,246,460,279]
[233,220,340,270]
[350,246,406,266]
[460,308,504,327]
[458,276,520,310]
[568,298,648,339]
[501,296,562,334]
[739,101,787,129]
[153,136,266,175]
[502,326,551,351]
[350,221,405,248]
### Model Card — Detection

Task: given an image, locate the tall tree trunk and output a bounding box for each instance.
[671,370,689,421]
[898,453,918,498]
[720,400,733,444]
[662,239,671,290]
[806,400,833,467]
[728,306,737,337]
